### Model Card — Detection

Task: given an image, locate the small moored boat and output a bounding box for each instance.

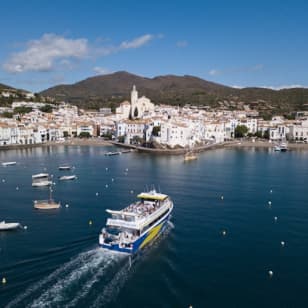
[34,186,61,210]
[32,173,52,187]
[274,142,288,152]
[0,221,21,231]
[2,161,17,166]
[105,151,121,156]
[59,175,77,181]
[184,151,197,161]
[58,165,72,171]
[99,189,173,254]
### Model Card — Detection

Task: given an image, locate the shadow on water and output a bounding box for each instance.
[4,224,174,308]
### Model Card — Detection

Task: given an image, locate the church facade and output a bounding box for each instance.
[116,85,155,120]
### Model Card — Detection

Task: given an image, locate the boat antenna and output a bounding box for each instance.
[158,185,161,193]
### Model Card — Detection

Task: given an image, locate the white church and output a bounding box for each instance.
[116,85,155,119]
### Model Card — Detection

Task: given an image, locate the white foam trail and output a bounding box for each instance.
[7,225,174,307]
[90,225,174,307]
[89,258,133,307]
[168,221,175,229]
[5,248,124,308]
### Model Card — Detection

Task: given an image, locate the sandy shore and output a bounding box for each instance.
[62,138,114,147]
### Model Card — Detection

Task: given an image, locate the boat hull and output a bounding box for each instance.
[99,212,171,254]
[0,222,20,230]
[2,162,16,166]
[32,181,52,187]
[59,175,77,181]
[34,201,61,209]
[59,166,71,170]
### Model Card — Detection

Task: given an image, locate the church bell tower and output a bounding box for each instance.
[130,85,139,119]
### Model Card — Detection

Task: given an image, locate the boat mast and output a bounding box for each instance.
[49,185,53,201]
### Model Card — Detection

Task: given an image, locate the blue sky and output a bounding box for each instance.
[0,0,307,92]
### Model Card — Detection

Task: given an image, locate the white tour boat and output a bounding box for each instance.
[2,161,17,166]
[59,175,77,181]
[34,186,61,210]
[32,173,52,187]
[0,221,21,231]
[99,189,173,254]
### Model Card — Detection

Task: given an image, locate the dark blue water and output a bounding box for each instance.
[0,145,308,307]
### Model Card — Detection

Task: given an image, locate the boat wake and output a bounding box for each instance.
[5,248,127,308]
[5,225,174,308]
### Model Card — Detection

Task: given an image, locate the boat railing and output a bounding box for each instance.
[106,218,139,229]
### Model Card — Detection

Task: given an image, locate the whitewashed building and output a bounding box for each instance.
[289,119,308,141]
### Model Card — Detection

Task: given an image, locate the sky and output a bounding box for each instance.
[0,0,308,92]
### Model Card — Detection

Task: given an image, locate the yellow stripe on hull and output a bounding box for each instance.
[140,222,164,249]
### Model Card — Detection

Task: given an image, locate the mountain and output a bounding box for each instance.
[0,83,14,91]
[41,71,308,117]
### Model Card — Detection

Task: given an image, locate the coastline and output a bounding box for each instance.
[0,138,114,151]
[224,140,308,150]
[1,138,308,152]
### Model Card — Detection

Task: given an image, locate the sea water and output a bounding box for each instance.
[0,145,308,307]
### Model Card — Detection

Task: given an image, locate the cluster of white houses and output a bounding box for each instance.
[1,86,308,147]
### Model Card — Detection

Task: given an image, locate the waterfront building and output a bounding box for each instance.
[269,124,289,141]
[289,119,308,141]
[76,122,96,137]
[157,120,191,148]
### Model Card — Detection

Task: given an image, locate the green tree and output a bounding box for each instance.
[118,135,125,143]
[254,131,263,138]
[39,104,53,113]
[234,125,249,138]
[152,126,161,136]
[79,132,91,138]
[1,112,13,118]
[13,106,33,114]
[263,129,270,139]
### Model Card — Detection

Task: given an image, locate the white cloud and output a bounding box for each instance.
[176,40,188,48]
[93,66,110,75]
[120,34,154,49]
[209,69,221,76]
[209,64,264,77]
[261,84,306,90]
[4,33,160,74]
[4,33,89,73]
[232,84,307,90]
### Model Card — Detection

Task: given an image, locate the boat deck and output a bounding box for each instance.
[123,199,163,218]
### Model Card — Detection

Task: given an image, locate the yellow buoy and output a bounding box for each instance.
[2,277,6,284]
